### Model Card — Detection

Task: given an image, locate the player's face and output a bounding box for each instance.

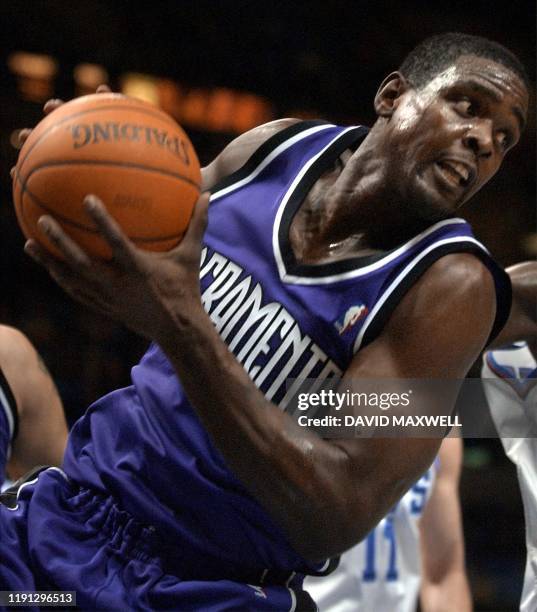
[385,55,528,219]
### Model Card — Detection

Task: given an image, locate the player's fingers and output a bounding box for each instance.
[96,84,111,93]
[43,98,64,115]
[43,99,64,115]
[83,195,136,266]
[24,239,74,280]
[17,128,32,146]
[182,192,210,248]
[25,239,107,309]
[36,215,92,269]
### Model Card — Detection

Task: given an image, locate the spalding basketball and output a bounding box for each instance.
[12,93,201,259]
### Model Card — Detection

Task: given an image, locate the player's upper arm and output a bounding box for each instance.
[325,254,496,544]
[0,325,67,477]
[0,325,37,412]
[201,118,301,191]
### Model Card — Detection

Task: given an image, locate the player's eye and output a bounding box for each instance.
[454,97,479,117]
[496,131,511,152]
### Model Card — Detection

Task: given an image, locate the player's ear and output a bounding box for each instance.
[374,72,411,117]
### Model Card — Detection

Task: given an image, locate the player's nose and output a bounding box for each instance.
[462,120,493,159]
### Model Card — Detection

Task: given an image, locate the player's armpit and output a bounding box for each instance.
[201,118,301,191]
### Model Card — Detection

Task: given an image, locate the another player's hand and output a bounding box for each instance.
[24,192,210,342]
[10,85,112,179]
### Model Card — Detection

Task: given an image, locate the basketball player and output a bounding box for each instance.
[482,261,537,612]
[304,437,470,611]
[0,325,67,483]
[2,34,529,610]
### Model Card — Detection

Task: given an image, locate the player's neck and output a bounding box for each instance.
[291,131,431,263]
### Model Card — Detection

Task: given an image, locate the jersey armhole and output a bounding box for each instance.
[355,243,511,352]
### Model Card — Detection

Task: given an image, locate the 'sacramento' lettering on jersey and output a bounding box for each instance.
[200,246,341,407]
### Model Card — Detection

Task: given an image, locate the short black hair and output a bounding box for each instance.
[399,32,529,92]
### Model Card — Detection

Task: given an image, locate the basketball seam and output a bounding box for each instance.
[17,103,190,177]
[19,183,186,243]
[21,160,200,189]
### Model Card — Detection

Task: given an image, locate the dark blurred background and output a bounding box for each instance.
[0,1,535,609]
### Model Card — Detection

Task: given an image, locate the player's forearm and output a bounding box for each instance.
[420,570,472,612]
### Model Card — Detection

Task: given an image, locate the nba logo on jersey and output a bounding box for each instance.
[335,304,369,335]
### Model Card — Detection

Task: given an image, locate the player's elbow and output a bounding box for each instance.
[289,470,396,563]
[293,495,385,563]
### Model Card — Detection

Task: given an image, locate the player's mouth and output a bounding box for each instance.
[433,158,476,195]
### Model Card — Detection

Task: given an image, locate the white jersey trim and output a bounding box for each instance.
[5,467,69,512]
[277,217,470,285]
[353,236,488,352]
[210,124,335,202]
[0,383,15,441]
[287,587,297,612]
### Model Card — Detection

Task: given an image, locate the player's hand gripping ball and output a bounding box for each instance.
[12,93,201,259]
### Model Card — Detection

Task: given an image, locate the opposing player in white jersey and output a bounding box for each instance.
[482,261,537,612]
[305,437,471,611]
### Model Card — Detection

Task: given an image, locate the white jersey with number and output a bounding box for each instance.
[482,343,537,612]
[305,463,437,612]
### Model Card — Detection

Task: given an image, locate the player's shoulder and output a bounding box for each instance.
[0,325,35,366]
[0,326,37,412]
[374,253,497,368]
[424,252,495,294]
[202,118,303,190]
[239,118,303,141]
[392,252,495,321]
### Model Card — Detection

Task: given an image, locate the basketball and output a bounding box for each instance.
[12,93,201,259]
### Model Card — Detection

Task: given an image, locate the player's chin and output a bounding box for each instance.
[410,176,459,222]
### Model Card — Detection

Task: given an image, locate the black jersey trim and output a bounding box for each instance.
[277,126,371,278]
[306,556,340,577]
[209,120,332,195]
[357,242,511,351]
[0,367,18,442]
[0,465,49,509]
[292,587,318,612]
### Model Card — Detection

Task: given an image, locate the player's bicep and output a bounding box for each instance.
[201,118,301,191]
